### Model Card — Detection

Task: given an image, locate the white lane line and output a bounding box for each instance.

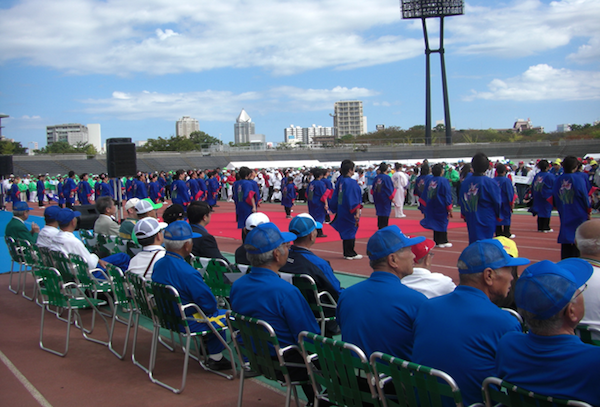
[0,349,53,407]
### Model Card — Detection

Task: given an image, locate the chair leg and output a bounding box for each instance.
[237,368,246,407]
[22,267,38,301]
[8,263,23,295]
[131,313,151,374]
[108,307,133,360]
[39,305,70,357]
[149,333,192,393]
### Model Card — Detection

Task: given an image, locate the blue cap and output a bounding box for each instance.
[13,202,33,211]
[367,225,425,261]
[163,220,201,241]
[289,214,323,237]
[515,258,593,320]
[457,239,530,274]
[44,206,61,221]
[245,222,296,254]
[56,208,81,226]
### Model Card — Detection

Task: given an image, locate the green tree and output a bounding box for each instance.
[189,131,222,148]
[0,140,27,155]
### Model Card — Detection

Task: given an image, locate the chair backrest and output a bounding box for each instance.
[50,250,76,282]
[33,266,69,308]
[117,237,142,257]
[105,264,130,307]
[5,236,23,263]
[126,271,155,320]
[79,229,97,253]
[69,253,95,289]
[299,331,380,407]
[575,324,600,346]
[149,282,190,334]
[204,258,233,297]
[292,274,326,321]
[482,377,592,407]
[189,255,206,276]
[233,264,250,274]
[95,233,118,258]
[20,240,42,268]
[37,245,54,267]
[226,310,292,382]
[370,352,464,407]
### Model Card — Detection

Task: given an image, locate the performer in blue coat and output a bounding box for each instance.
[459,153,502,244]
[530,160,555,232]
[552,156,590,259]
[206,171,220,207]
[281,177,296,218]
[171,169,191,207]
[420,164,453,247]
[372,162,395,229]
[148,174,162,203]
[64,171,78,209]
[414,163,432,214]
[77,173,93,205]
[133,173,148,199]
[307,168,329,237]
[187,171,201,201]
[56,176,65,208]
[330,159,363,260]
[494,163,516,238]
[36,175,46,207]
[234,167,258,229]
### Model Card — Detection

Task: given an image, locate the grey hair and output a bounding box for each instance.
[13,210,26,217]
[245,244,286,267]
[518,296,577,335]
[575,227,600,256]
[369,247,406,269]
[165,238,191,251]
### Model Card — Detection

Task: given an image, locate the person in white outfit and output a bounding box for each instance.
[392,163,409,217]
[401,237,456,298]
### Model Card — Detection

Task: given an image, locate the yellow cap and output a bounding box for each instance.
[553,158,562,165]
[494,236,519,258]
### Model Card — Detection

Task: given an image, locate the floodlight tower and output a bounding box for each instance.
[401,0,464,145]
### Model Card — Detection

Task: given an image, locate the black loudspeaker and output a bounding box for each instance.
[107,138,137,178]
[0,155,13,177]
[73,204,99,231]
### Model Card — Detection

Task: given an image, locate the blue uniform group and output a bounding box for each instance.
[459,174,501,244]
[330,176,362,240]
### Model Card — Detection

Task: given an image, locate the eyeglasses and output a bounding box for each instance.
[574,283,588,299]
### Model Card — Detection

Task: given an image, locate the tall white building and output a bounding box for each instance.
[284,125,303,145]
[46,124,89,146]
[333,100,367,137]
[284,124,334,146]
[234,109,255,144]
[176,116,200,138]
[87,123,102,152]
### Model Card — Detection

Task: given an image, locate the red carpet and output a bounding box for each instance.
[208,210,466,243]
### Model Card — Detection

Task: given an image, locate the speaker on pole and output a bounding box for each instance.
[0,155,14,177]
[107,138,137,178]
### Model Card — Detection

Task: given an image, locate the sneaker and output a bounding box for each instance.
[344,254,363,260]
[437,243,453,248]
[206,358,232,371]
[543,229,553,233]
[509,234,516,238]
[286,215,292,219]
[396,214,407,218]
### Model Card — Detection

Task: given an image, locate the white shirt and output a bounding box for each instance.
[127,245,166,280]
[50,230,99,269]
[401,267,456,299]
[37,225,60,248]
[392,171,409,190]
[581,260,600,340]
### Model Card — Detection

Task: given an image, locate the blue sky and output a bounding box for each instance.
[1,0,599,149]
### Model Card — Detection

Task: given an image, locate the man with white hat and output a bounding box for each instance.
[495,258,600,404]
[135,198,162,220]
[151,221,232,371]
[127,218,167,280]
[119,198,140,239]
[336,226,428,360]
[234,212,270,265]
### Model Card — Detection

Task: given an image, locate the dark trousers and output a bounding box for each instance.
[377,216,389,230]
[273,349,315,403]
[285,207,291,216]
[561,243,580,260]
[343,239,357,257]
[495,225,511,238]
[433,231,448,245]
[537,217,551,231]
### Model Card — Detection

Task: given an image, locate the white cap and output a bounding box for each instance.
[135,199,162,214]
[245,212,270,230]
[134,217,167,240]
[125,198,140,211]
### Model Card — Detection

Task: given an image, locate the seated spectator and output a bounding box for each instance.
[135,198,162,220]
[492,236,521,309]
[127,218,167,280]
[94,196,119,236]
[234,212,270,265]
[401,237,456,298]
[151,221,231,371]
[187,200,229,263]
[575,219,600,340]
[230,222,319,400]
[119,198,140,239]
[162,203,186,224]
[336,225,428,360]
[496,258,600,404]
[51,208,130,274]
[281,213,342,303]
[36,206,61,248]
[411,239,529,405]
[5,201,39,243]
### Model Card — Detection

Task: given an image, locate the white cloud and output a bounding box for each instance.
[464,64,600,101]
[81,86,378,121]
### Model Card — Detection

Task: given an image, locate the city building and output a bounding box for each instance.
[176,116,200,138]
[333,100,367,137]
[234,109,255,144]
[513,118,544,133]
[284,124,335,146]
[284,125,303,145]
[557,124,571,133]
[46,124,89,146]
[87,123,102,152]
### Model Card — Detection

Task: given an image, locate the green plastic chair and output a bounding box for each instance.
[50,250,77,282]
[298,331,380,407]
[32,266,110,357]
[148,282,235,393]
[79,229,97,253]
[226,310,308,407]
[5,236,26,294]
[204,258,239,308]
[292,274,337,336]
[104,264,134,360]
[18,240,42,301]
[95,233,118,258]
[481,377,592,407]
[575,324,600,346]
[69,253,112,302]
[370,351,465,407]
[37,245,54,267]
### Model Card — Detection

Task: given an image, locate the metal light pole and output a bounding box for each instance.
[401,0,463,146]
